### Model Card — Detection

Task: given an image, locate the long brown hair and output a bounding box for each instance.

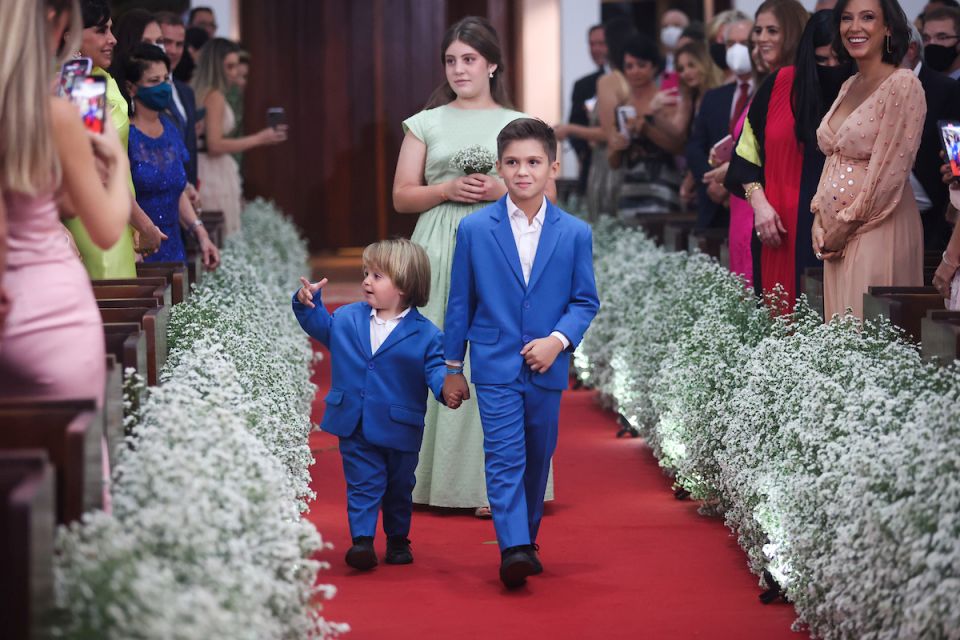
[755,0,809,72]
[424,16,512,110]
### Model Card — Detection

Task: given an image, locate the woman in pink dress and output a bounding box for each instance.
[812,0,925,320]
[0,0,131,402]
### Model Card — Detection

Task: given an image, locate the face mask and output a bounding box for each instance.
[924,43,959,72]
[710,41,729,70]
[135,82,172,111]
[661,25,683,49]
[726,43,753,76]
[816,61,855,105]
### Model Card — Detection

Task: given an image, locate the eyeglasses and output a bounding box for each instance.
[921,33,960,45]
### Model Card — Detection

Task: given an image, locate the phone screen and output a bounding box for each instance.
[940,120,960,178]
[58,57,93,98]
[267,107,286,128]
[616,105,637,136]
[69,76,107,134]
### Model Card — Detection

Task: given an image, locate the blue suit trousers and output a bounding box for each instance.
[475,369,562,551]
[338,422,419,539]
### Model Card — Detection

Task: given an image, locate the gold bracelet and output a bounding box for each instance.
[744,182,763,202]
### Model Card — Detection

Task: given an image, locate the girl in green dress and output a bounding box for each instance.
[393,16,553,513]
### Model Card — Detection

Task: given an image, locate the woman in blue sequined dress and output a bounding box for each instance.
[122,43,219,267]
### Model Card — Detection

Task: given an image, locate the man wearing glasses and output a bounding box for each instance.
[922,6,960,79]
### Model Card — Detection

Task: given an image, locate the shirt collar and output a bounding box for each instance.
[370,306,411,324]
[506,195,547,228]
[913,61,922,76]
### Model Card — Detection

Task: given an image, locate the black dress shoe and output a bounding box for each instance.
[385,536,413,565]
[345,536,377,570]
[530,543,543,575]
[500,546,536,588]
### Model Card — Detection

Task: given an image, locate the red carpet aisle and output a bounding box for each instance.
[303,336,802,640]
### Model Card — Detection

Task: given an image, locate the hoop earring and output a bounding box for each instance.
[885,34,892,53]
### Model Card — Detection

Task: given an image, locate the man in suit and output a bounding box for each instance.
[904,23,960,251]
[157,12,199,189]
[443,120,599,588]
[685,15,754,230]
[567,24,608,193]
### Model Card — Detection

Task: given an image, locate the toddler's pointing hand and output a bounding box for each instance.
[296,276,328,308]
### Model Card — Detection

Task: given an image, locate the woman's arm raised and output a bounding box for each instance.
[203,90,286,156]
[51,97,129,249]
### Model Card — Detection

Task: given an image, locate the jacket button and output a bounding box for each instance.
[523,301,531,309]
[360,390,365,397]
[522,334,531,343]
[368,362,375,370]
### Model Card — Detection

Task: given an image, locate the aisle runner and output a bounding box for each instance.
[305,343,801,639]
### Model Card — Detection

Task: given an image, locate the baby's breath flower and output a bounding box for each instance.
[450,145,497,176]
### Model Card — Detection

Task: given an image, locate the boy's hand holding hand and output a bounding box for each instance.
[296,276,328,308]
[443,374,470,409]
[521,336,564,373]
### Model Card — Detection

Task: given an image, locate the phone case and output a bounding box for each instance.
[711,135,735,165]
[938,120,960,177]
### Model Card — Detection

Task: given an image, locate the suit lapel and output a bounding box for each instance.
[373,310,421,357]
[490,199,526,289]
[354,304,373,356]
[527,203,562,293]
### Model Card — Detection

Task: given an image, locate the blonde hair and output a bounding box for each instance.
[675,42,726,102]
[0,0,80,194]
[362,239,431,309]
[191,37,239,105]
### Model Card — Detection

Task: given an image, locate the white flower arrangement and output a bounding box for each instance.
[53,200,348,638]
[575,219,960,639]
[450,144,497,176]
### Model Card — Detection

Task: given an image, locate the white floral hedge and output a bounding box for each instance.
[54,200,347,639]
[575,218,960,639]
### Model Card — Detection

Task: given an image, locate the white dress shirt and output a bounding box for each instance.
[910,62,933,211]
[370,306,410,355]
[506,196,570,350]
[169,80,187,124]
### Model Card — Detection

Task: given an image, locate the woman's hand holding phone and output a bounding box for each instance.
[257,124,288,145]
[87,122,127,179]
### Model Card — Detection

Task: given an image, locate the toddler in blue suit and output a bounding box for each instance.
[443,119,600,588]
[293,239,454,570]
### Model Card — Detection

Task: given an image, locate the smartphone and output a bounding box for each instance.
[267,107,286,129]
[58,57,93,98]
[711,134,735,166]
[616,104,637,137]
[69,76,107,134]
[938,120,960,179]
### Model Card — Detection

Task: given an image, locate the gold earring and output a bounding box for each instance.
[885,34,892,53]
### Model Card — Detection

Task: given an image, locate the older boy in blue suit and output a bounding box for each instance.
[443,119,600,588]
[293,239,452,570]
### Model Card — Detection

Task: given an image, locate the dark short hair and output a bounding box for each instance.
[80,0,110,29]
[188,7,214,23]
[118,43,171,111]
[588,23,604,37]
[833,0,911,66]
[497,118,558,163]
[924,6,960,33]
[154,11,185,28]
[617,35,665,73]
[923,0,960,22]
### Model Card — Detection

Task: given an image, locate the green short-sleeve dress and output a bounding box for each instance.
[403,104,553,507]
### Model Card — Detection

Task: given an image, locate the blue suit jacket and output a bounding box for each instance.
[172,80,198,185]
[444,196,600,391]
[293,293,446,453]
[686,82,736,230]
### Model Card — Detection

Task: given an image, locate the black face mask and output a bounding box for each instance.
[924,44,960,72]
[710,41,729,71]
[817,61,855,106]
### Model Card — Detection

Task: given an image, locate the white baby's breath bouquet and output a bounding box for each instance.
[451,145,496,176]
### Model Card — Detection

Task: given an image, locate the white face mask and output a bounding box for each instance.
[661,25,683,49]
[725,43,753,76]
